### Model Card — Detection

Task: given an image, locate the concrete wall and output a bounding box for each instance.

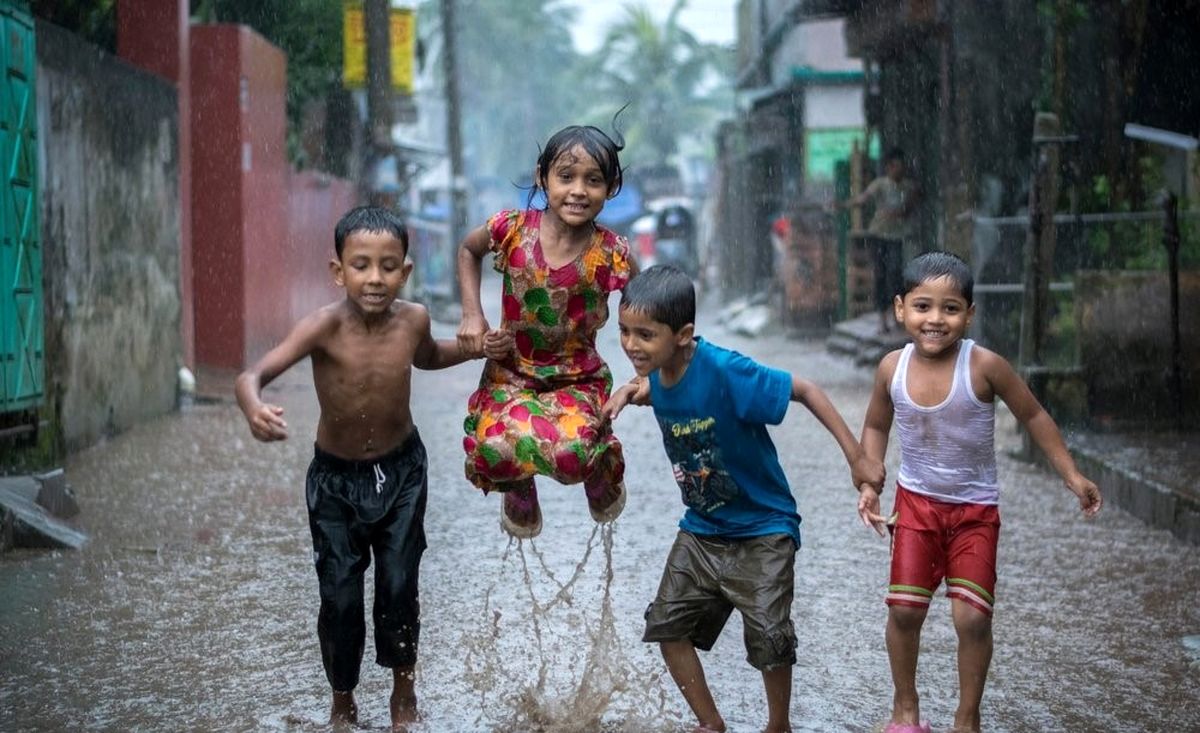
[118,0,194,371]
[1077,270,1200,427]
[36,21,181,450]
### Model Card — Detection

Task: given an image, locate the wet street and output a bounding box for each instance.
[2,288,1198,733]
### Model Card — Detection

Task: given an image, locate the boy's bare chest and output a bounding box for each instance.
[316,331,416,395]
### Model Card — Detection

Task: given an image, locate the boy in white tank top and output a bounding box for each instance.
[855,252,1102,733]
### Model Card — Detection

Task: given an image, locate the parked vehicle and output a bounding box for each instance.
[629,199,699,278]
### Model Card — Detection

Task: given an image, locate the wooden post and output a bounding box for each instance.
[1162,191,1183,429]
[849,141,864,233]
[441,0,466,300]
[1019,113,1061,369]
[364,0,393,207]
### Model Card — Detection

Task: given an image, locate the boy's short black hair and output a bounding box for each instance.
[902,251,974,305]
[334,206,409,259]
[884,147,905,165]
[619,265,695,332]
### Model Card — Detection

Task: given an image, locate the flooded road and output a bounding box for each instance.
[2,290,1198,732]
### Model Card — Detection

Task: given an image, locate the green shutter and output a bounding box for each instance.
[0,1,41,413]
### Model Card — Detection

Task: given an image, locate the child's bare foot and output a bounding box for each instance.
[500,482,541,538]
[389,693,419,731]
[584,478,626,523]
[390,665,419,731]
[692,723,726,733]
[329,691,357,731]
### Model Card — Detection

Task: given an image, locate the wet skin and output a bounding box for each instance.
[237,228,474,461]
[856,275,1102,731]
[615,306,695,385]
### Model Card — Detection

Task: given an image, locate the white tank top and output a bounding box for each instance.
[891,339,999,505]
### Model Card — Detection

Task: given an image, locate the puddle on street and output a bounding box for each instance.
[1,330,1198,731]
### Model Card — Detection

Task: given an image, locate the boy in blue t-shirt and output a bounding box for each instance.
[603,265,884,733]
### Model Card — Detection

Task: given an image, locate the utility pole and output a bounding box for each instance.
[364,0,394,207]
[441,0,467,297]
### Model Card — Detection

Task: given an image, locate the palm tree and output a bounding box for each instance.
[588,0,732,168]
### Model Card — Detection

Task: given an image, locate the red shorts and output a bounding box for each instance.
[886,485,1001,617]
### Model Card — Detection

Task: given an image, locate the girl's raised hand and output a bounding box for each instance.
[857,484,889,536]
[457,313,490,357]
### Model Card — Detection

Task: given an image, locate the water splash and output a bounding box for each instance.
[460,523,673,732]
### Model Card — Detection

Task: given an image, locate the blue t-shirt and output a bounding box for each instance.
[648,337,801,546]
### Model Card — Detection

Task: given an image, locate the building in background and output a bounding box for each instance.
[713,1,865,326]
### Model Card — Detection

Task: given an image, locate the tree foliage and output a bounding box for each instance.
[30,0,116,51]
[587,0,732,167]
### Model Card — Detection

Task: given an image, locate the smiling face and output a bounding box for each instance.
[895,275,974,358]
[331,229,412,316]
[539,145,612,228]
[618,305,694,380]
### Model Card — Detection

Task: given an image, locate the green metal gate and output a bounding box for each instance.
[0,0,40,415]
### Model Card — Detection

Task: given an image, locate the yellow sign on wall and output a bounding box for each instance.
[343,3,414,94]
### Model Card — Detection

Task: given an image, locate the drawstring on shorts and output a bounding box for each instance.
[374,464,386,494]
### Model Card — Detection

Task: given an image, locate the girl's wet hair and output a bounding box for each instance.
[619,265,695,332]
[529,114,626,208]
[902,251,974,304]
[334,206,409,259]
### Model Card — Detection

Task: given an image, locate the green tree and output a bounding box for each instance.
[30,0,116,50]
[588,0,732,167]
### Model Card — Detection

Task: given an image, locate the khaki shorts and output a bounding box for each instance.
[642,530,797,670]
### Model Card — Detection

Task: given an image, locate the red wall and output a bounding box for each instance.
[190,25,288,369]
[238,30,290,363]
[115,20,361,372]
[287,172,357,323]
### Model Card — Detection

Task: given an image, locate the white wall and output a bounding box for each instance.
[804,85,865,129]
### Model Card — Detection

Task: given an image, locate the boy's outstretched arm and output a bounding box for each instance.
[601,376,650,421]
[456,225,492,355]
[235,309,328,442]
[857,353,899,534]
[412,304,483,370]
[981,349,1103,517]
[791,376,885,493]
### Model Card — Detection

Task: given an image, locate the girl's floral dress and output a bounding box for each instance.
[463,208,631,493]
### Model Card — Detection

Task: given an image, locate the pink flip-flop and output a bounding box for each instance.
[882,722,932,733]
